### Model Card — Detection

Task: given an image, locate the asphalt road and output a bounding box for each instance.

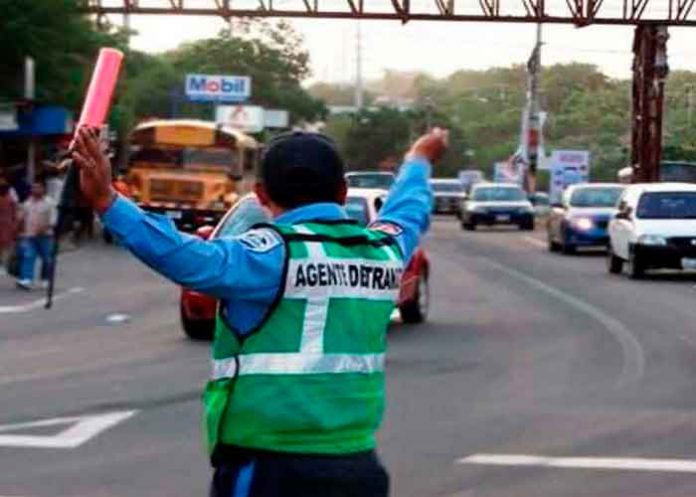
[3,218,696,496]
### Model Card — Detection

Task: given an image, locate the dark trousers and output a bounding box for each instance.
[210,449,389,497]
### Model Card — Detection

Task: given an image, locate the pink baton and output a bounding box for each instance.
[73,48,124,140]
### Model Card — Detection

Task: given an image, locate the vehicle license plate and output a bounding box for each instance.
[682,258,696,270]
[496,215,510,222]
[166,210,182,220]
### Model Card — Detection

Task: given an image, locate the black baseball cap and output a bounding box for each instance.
[260,131,345,208]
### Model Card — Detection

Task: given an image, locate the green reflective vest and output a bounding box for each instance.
[203,220,404,455]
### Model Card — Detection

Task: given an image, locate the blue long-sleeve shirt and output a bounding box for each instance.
[102,158,432,334]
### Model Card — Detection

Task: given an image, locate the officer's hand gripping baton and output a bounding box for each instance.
[45,48,124,309]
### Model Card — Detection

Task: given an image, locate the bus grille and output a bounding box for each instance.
[150,179,204,202]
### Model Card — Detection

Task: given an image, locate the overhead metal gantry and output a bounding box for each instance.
[80,1,691,182]
[80,0,696,26]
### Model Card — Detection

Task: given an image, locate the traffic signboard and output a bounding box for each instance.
[216,105,265,133]
[185,74,251,102]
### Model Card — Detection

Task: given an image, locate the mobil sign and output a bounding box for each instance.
[185,74,251,102]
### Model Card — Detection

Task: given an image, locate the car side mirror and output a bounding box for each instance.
[196,225,215,240]
[551,202,564,209]
[615,209,631,220]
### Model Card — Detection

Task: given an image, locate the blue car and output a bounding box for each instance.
[547,183,625,254]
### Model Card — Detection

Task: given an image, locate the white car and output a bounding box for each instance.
[344,188,388,224]
[461,183,535,231]
[607,182,696,278]
[430,178,467,215]
[344,187,432,324]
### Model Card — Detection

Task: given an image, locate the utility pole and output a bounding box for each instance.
[123,12,131,46]
[631,25,669,183]
[25,56,36,183]
[525,23,542,194]
[354,21,364,111]
[425,96,434,130]
[687,84,694,127]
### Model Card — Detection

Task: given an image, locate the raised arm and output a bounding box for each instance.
[373,129,448,262]
[72,127,283,301]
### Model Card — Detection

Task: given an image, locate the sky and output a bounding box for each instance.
[120,14,696,84]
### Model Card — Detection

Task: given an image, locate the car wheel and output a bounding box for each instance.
[519,220,535,231]
[627,250,645,280]
[548,235,561,252]
[399,274,429,324]
[561,242,576,255]
[180,303,215,340]
[559,226,576,254]
[462,222,476,231]
[606,246,624,274]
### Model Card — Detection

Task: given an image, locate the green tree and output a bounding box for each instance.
[0,0,125,107]
[159,23,324,123]
[327,108,412,169]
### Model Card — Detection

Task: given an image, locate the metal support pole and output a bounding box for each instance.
[631,25,669,183]
[425,97,433,130]
[26,140,36,183]
[354,21,364,111]
[123,12,131,46]
[25,57,36,183]
[525,23,542,193]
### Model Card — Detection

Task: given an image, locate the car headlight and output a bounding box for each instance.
[570,217,594,231]
[520,205,534,214]
[467,205,485,213]
[638,234,667,246]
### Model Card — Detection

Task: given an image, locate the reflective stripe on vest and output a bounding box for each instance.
[211,352,385,380]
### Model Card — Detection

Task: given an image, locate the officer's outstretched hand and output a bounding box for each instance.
[406,127,449,164]
[72,126,117,214]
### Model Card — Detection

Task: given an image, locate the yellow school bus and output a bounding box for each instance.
[127,119,259,231]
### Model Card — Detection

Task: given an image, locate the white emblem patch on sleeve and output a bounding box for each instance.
[236,228,281,253]
[369,221,403,237]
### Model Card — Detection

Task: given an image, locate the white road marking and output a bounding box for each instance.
[459,453,696,473]
[0,287,84,315]
[523,236,547,248]
[105,313,131,324]
[0,410,137,449]
[481,258,645,387]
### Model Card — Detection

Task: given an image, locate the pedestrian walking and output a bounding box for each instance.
[0,178,18,276]
[44,160,68,202]
[16,180,57,290]
[71,125,446,497]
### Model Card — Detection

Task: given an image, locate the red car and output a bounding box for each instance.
[180,192,430,340]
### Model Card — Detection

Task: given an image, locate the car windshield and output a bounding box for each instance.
[431,181,463,193]
[216,197,270,238]
[345,197,371,226]
[636,192,696,219]
[473,187,525,202]
[570,187,623,207]
[346,173,394,189]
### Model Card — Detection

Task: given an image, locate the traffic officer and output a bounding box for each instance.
[71,126,447,497]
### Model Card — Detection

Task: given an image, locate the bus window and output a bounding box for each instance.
[184,148,239,175]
